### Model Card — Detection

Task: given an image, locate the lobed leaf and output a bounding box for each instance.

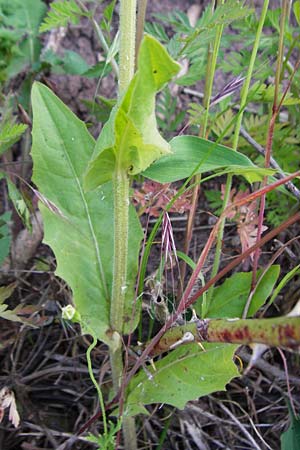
[126,343,238,415]
[39,0,83,32]
[84,35,181,191]
[127,265,279,415]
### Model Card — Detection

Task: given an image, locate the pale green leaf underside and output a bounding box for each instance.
[84,35,181,190]
[31,83,142,343]
[142,135,274,183]
[126,343,238,415]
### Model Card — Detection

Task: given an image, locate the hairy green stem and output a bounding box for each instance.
[206,0,269,308]
[110,1,137,449]
[118,0,137,96]
[148,316,300,357]
[111,171,130,333]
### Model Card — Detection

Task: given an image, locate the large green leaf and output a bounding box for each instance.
[31,82,143,344]
[204,265,280,319]
[126,342,238,415]
[126,264,278,415]
[84,35,181,190]
[142,135,274,183]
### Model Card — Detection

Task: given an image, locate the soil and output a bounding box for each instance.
[0,1,299,449]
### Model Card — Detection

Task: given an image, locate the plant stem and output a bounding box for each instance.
[180,4,224,293]
[206,0,269,309]
[76,0,119,76]
[135,0,148,64]
[148,316,300,357]
[110,1,137,449]
[79,208,300,435]
[86,335,107,435]
[251,0,288,288]
[111,170,130,334]
[118,0,137,96]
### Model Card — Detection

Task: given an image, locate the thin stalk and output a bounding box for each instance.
[86,335,108,435]
[21,126,32,179]
[92,18,119,76]
[76,0,119,76]
[251,0,288,288]
[206,0,269,308]
[148,316,300,357]
[110,1,137,449]
[180,3,224,291]
[135,0,148,64]
[21,90,33,179]
[202,13,224,135]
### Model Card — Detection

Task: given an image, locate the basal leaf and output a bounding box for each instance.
[126,343,238,415]
[31,83,142,344]
[204,265,280,319]
[142,135,274,183]
[84,35,181,190]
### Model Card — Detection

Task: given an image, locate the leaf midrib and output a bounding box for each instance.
[55,125,110,302]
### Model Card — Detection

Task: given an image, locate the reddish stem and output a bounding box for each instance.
[251,58,300,288]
